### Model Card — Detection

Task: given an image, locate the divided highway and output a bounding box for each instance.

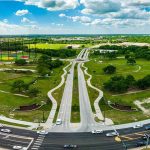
[0,48,149,150]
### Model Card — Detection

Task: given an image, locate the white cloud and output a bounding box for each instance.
[15,9,29,16]
[3,19,8,23]
[51,23,64,26]
[59,14,92,25]
[110,8,150,20]
[21,17,35,24]
[19,0,79,11]
[80,0,121,15]
[59,13,66,17]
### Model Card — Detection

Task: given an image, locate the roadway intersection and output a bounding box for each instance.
[0,48,149,150]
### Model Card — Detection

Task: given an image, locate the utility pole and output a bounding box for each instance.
[42,111,45,123]
[145,134,150,149]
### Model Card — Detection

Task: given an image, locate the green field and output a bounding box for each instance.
[84,57,150,124]
[0,62,68,122]
[28,43,68,50]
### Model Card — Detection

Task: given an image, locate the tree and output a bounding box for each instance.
[125,75,136,87]
[105,52,117,59]
[52,59,63,68]
[15,59,27,66]
[103,65,116,74]
[12,80,25,92]
[104,75,128,93]
[136,75,150,89]
[37,55,63,76]
[28,87,40,97]
[127,57,136,65]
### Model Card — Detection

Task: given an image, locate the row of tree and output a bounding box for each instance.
[98,45,150,60]
[104,74,150,93]
[37,55,63,76]
[12,79,40,97]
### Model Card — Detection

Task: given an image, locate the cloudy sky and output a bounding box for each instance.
[0,0,150,35]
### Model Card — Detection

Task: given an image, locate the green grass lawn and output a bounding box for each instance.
[28,43,68,50]
[84,57,150,124]
[0,62,69,122]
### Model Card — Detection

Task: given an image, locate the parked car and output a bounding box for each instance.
[37,130,48,135]
[13,146,27,150]
[91,130,103,134]
[136,141,147,147]
[106,132,119,137]
[63,145,77,149]
[56,119,62,125]
[145,125,150,130]
[133,124,143,129]
[1,129,11,133]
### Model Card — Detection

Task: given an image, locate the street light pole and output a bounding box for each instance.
[145,134,150,149]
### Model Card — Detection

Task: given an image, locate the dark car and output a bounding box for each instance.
[141,135,147,140]
[136,141,147,147]
[63,145,77,149]
[145,125,150,130]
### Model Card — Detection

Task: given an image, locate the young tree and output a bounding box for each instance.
[127,57,136,65]
[12,80,25,92]
[103,65,116,74]
[28,87,40,97]
[15,59,27,66]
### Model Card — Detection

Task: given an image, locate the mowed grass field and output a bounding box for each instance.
[0,62,68,122]
[84,57,150,124]
[28,43,68,50]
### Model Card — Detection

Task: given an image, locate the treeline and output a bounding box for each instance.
[104,74,150,93]
[37,55,63,76]
[98,45,150,60]
[0,41,77,58]
[33,48,77,58]
[0,42,28,51]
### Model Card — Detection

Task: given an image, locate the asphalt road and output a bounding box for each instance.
[0,126,38,150]
[39,132,123,150]
[38,125,150,150]
[77,62,97,132]
[51,61,76,132]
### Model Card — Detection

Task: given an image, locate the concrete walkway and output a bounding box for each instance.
[0,68,36,73]
[82,63,104,121]
[0,115,38,129]
[134,98,150,114]
[0,90,29,97]
[44,62,72,129]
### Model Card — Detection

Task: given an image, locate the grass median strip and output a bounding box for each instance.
[71,64,80,123]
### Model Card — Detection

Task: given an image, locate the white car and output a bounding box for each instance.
[133,124,143,129]
[1,129,11,133]
[106,132,119,137]
[56,119,62,125]
[13,146,27,150]
[13,146,23,150]
[91,130,103,134]
[0,124,3,127]
[37,130,48,135]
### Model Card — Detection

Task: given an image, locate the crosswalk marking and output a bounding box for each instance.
[31,135,46,150]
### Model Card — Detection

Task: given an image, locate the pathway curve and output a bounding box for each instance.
[134,98,150,114]
[44,62,72,129]
[133,65,141,73]
[82,63,104,121]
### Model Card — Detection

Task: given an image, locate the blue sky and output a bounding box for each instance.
[0,0,150,35]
